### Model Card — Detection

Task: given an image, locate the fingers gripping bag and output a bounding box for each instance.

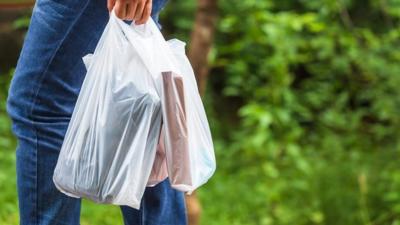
[53,13,164,209]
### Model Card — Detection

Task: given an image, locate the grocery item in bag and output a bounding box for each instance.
[147,126,168,187]
[162,71,191,187]
[161,39,216,193]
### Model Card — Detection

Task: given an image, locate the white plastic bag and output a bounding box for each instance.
[159,39,216,193]
[53,11,216,209]
[53,13,163,209]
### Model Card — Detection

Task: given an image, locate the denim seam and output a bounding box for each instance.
[27,0,92,121]
[141,197,145,225]
[33,122,39,225]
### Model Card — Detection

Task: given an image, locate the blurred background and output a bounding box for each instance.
[2,0,400,224]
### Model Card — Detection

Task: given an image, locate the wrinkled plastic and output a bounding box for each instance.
[160,39,216,193]
[53,13,163,209]
[53,11,216,209]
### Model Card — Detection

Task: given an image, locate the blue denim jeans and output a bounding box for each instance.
[6,0,187,224]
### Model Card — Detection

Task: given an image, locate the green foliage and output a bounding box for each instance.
[0,69,17,223]
[13,16,31,30]
[191,0,400,224]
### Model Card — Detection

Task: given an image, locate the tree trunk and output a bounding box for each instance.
[187,0,218,95]
[185,0,218,225]
[0,8,31,74]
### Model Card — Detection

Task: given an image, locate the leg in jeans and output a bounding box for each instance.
[8,0,106,223]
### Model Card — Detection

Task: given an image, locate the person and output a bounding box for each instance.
[6,0,187,224]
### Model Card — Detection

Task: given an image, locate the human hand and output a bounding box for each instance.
[107,0,152,25]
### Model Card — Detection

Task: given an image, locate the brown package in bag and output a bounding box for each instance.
[161,71,192,190]
[147,125,169,187]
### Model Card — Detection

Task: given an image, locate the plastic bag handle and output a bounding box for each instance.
[110,10,155,38]
[110,10,182,78]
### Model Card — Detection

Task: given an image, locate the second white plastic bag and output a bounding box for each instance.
[160,39,216,193]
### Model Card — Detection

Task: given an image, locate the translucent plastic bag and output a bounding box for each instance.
[159,39,216,193]
[54,11,216,209]
[53,13,163,209]
[135,28,216,192]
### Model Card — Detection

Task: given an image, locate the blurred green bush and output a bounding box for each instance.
[2,0,400,224]
[164,0,400,224]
